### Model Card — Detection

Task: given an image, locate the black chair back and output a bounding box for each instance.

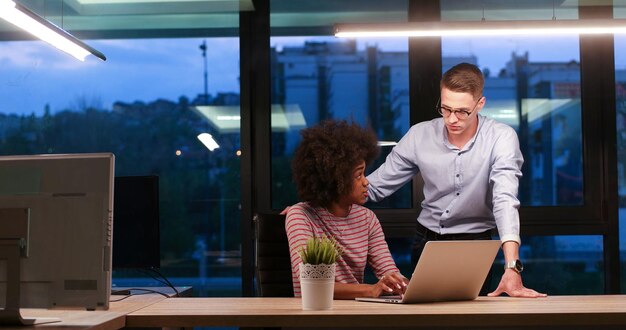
[254,213,294,297]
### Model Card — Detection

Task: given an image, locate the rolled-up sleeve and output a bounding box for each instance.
[489,127,523,245]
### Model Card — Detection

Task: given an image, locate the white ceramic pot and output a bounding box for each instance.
[299,263,335,310]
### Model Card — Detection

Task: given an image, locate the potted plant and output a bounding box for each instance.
[298,236,342,310]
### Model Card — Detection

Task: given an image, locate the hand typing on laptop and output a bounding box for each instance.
[377,271,409,295]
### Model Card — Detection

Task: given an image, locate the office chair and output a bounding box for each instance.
[254,213,294,297]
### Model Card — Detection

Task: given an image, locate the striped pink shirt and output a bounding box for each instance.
[286,202,399,297]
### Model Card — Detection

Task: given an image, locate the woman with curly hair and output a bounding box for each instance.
[286,120,408,299]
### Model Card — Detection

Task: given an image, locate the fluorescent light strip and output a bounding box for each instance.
[335,19,626,38]
[0,0,105,61]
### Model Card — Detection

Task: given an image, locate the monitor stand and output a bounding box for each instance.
[0,209,60,325]
[0,309,60,326]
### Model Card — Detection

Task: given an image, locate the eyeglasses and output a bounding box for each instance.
[436,97,483,120]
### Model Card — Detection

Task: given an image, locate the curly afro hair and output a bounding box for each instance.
[292,120,380,208]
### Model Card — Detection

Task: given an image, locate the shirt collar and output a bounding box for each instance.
[440,114,486,152]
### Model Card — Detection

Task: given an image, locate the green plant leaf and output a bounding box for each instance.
[299,235,343,265]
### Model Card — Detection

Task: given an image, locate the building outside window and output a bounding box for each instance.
[269,0,411,211]
[269,37,410,210]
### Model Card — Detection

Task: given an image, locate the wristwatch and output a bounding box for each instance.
[504,259,524,273]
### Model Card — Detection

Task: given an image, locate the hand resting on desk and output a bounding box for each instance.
[488,269,547,298]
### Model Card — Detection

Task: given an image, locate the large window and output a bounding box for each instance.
[441,35,600,294]
[0,2,241,297]
[4,0,624,298]
[439,1,607,294]
[269,0,411,210]
[265,0,611,294]
[269,36,410,210]
[442,0,583,207]
[442,36,583,207]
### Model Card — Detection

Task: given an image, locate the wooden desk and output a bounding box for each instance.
[4,293,167,330]
[126,296,626,329]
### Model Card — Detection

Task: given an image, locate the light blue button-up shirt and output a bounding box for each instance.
[367,115,522,244]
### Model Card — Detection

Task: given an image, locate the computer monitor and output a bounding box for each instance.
[0,153,114,324]
[113,175,160,269]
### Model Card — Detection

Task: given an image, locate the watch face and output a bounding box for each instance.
[505,259,524,273]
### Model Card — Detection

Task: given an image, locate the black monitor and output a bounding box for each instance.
[113,175,160,269]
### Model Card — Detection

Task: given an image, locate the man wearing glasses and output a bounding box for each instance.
[367,62,545,298]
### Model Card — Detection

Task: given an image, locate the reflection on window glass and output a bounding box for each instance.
[385,237,413,277]
[442,36,583,207]
[517,235,603,294]
[386,235,603,294]
[270,0,408,28]
[269,0,410,211]
[515,236,603,294]
[270,36,411,210]
[0,38,242,297]
[441,0,578,21]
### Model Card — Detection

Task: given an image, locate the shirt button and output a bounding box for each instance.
[456,174,460,177]
[445,210,449,213]
[456,192,460,196]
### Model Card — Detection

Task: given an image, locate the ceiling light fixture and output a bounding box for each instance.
[0,0,106,61]
[335,19,626,38]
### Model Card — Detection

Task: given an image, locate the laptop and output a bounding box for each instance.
[356,240,501,304]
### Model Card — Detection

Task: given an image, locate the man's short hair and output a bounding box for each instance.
[441,63,484,100]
